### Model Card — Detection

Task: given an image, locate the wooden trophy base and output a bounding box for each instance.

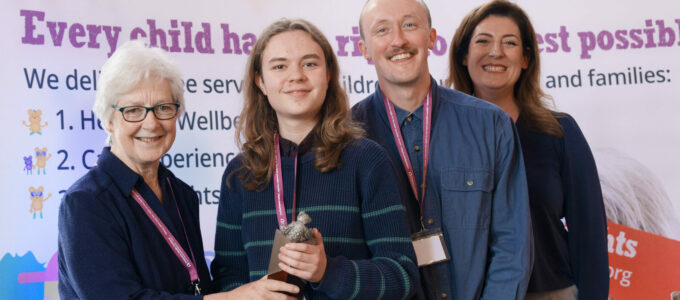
[268,270,305,299]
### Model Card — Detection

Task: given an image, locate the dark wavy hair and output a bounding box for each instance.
[233,18,363,190]
[447,0,563,137]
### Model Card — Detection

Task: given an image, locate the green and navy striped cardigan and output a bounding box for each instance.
[211,138,419,299]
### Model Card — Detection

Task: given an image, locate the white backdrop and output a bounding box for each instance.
[1,0,679,298]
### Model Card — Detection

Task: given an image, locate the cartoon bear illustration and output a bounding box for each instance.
[34,147,51,175]
[22,109,48,135]
[23,156,34,175]
[29,186,51,219]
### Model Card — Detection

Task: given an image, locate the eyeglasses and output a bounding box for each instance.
[112,103,180,122]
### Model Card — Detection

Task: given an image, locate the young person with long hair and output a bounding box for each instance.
[211,18,418,299]
[448,1,609,299]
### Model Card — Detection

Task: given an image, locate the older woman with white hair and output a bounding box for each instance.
[58,40,299,300]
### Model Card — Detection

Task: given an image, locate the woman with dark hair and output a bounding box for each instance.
[448,1,609,299]
[211,18,418,299]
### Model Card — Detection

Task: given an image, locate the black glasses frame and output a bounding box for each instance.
[112,103,180,122]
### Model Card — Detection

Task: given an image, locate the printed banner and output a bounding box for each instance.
[607,221,680,300]
[1,0,679,299]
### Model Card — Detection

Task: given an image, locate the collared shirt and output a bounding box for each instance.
[58,147,211,299]
[278,128,317,158]
[393,104,424,200]
[353,77,532,300]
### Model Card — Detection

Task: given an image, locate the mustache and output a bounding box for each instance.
[385,47,417,58]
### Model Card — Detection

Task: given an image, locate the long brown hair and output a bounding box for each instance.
[233,18,363,190]
[447,0,563,137]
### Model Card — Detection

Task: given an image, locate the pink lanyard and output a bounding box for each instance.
[130,177,200,295]
[273,132,298,228]
[382,90,432,228]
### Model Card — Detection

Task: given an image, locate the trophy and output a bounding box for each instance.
[267,211,316,299]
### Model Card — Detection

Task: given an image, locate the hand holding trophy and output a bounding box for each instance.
[267,212,326,299]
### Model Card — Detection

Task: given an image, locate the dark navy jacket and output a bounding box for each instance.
[58,147,211,299]
[518,113,609,299]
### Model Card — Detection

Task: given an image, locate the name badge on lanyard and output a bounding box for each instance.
[382,90,450,267]
[411,228,450,267]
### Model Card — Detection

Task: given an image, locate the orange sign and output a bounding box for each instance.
[607,221,680,300]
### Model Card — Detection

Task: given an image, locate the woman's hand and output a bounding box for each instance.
[278,228,327,283]
[204,276,299,300]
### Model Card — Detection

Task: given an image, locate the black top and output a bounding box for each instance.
[517,113,609,299]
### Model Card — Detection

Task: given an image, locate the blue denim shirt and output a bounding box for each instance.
[394,105,424,196]
[353,78,532,300]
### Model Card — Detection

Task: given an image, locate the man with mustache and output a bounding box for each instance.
[352,0,532,298]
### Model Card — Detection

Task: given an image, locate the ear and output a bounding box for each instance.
[462,53,468,67]
[428,28,437,50]
[29,187,34,192]
[522,54,529,69]
[255,73,267,96]
[358,40,371,61]
[38,186,44,192]
[103,113,114,133]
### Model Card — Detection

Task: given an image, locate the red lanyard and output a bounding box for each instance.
[131,177,200,295]
[382,90,432,226]
[273,132,298,228]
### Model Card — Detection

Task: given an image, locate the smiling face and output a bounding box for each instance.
[464,15,528,98]
[256,30,328,125]
[28,110,42,124]
[108,77,177,173]
[359,0,436,90]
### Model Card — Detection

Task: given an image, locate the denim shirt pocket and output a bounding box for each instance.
[440,168,493,229]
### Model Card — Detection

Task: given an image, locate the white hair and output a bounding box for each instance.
[92,40,185,143]
[594,148,680,239]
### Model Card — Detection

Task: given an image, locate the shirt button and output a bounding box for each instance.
[407,115,413,122]
[441,293,447,298]
[427,218,435,225]
[466,180,474,186]
[414,145,420,152]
